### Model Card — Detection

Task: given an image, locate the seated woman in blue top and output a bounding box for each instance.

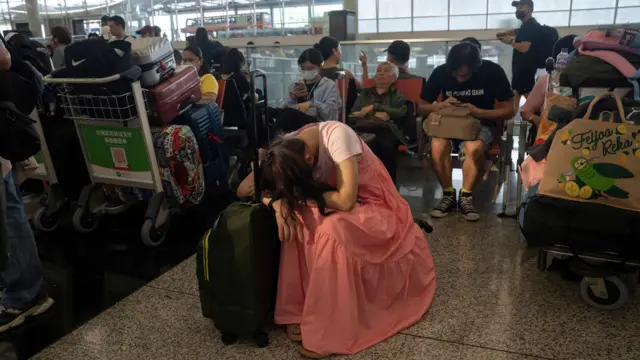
[283,48,340,121]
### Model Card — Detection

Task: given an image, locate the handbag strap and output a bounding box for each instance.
[583,91,627,123]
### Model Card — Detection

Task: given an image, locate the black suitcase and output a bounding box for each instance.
[522,195,640,257]
[196,70,280,348]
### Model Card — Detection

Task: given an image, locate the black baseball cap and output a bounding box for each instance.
[512,0,534,8]
[384,40,411,63]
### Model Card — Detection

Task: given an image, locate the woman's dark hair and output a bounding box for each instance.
[313,36,340,60]
[195,27,209,46]
[51,26,72,45]
[101,15,110,24]
[297,48,323,66]
[87,32,100,39]
[184,46,210,76]
[552,34,577,60]
[173,49,182,65]
[446,42,482,73]
[461,37,482,50]
[260,136,333,220]
[222,48,245,74]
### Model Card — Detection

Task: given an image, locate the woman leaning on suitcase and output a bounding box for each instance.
[238,121,435,358]
[181,46,219,103]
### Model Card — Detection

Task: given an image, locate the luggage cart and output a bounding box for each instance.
[537,245,640,310]
[43,66,171,246]
[28,108,66,232]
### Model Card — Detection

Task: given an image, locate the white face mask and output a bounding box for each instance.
[300,69,318,81]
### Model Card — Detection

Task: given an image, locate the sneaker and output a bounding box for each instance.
[459,191,480,222]
[0,293,54,333]
[430,190,457,218]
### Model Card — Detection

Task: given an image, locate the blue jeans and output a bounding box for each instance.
[0,172,43,308]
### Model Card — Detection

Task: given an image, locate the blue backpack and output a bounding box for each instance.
[176,103,229,192]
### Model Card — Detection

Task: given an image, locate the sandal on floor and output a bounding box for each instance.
[299,346,331,359]
[286,324,302,342]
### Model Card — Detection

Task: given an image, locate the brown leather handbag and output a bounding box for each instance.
[423,106,481,140]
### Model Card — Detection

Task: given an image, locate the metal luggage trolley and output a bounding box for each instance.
[27,108,66,232]
[43,66,171,246]
[537,246,640,310]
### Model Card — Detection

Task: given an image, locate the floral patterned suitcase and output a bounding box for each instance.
[152,125,205,206]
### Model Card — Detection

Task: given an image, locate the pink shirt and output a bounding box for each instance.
[313,121,363,183]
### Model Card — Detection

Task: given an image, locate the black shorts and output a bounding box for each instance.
[512,68,537,95]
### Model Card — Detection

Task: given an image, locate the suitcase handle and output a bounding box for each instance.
[177,96,197,116]
[249,69,268,201]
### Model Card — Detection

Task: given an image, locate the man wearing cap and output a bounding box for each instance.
[360,40,429,104]
[137,25,162,38]
[136,25,154,38]
[497,0,542,107]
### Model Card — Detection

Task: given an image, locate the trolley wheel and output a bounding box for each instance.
[140,219,167,247]
[72,208,99,233]
[220,332,238,345]
[32,207,59,232]
[253,331,269,348]
[580,276,629,310]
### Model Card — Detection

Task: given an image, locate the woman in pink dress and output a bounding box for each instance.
[252,121,435,358]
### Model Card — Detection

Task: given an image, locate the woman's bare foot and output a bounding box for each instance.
[299,346,331,359]
[286,324,302,342]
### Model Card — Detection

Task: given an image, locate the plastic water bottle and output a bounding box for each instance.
[556,48,569,70]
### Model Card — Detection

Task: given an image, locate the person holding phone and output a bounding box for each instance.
[421,42,514,222]
[283,48,340,121]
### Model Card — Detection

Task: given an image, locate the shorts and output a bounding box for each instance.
[512,68,537,95]
[449,125,493,152]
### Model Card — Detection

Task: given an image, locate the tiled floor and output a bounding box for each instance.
[30,161,640,360]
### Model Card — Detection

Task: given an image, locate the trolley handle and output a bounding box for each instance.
[44,66,142,85]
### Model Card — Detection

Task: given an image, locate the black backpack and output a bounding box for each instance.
[533,25,559,68]
[54,40,137,120]
[5,33,52,76]
[62,39,132,78]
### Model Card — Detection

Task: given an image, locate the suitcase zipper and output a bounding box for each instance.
[203,229,211,281]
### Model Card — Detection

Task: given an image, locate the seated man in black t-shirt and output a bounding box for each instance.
[422,42,514,221]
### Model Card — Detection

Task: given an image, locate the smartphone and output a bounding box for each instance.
[294,81,305,90]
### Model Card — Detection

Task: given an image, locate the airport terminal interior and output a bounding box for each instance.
[0,0,639,359]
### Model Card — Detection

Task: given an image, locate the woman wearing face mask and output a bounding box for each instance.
[255,121,435,358]
[315,36,360,114]
[283,48,340,121]
[182,46,219,103]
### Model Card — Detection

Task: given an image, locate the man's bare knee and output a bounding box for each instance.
[431,139,451,161]
[463,141,486,162]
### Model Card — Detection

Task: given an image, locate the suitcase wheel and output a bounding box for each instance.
[253,332,269,348]
[221,332,238,346]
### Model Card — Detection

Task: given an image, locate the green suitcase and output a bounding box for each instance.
[196,201,280,347]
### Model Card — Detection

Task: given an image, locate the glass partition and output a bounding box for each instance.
[240,39,514,107]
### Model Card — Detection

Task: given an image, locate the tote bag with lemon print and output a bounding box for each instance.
[539,93,640,213]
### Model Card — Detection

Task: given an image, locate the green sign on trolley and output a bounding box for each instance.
[80,124,152,182]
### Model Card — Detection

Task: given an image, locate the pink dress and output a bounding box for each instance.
[275,121,436,356]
